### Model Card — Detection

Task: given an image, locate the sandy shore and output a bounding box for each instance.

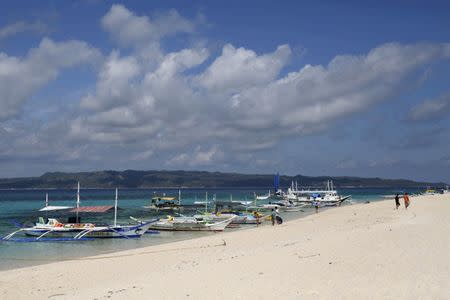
[1,194,449,299]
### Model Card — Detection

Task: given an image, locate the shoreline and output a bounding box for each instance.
[1,194,449,299]
[0,203,320,272]
[0,186,441,191]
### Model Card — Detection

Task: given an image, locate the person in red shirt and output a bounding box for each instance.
[403,192,410,210]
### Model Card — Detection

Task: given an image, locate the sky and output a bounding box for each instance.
[0,0,449,182]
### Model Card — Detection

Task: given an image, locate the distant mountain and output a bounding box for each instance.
[0,170,446,189]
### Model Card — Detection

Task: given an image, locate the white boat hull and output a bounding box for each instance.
[4,221,156,240]
[148,216,235,232]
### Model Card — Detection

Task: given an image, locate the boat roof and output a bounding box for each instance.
[152,196,176,201]
[296,190,337,194]
[70,206,115,213]
[39,205,73,212]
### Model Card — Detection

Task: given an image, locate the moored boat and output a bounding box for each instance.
[133,215,236,232]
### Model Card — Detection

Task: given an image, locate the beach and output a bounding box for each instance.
[1,194,449,299]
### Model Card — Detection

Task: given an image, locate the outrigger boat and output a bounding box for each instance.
[144,190,219,212]
[3,217,156,240]
[131,215,236,232]
[258,200,306,212]
[193,212,248,225]
[424,187,437,195]
[286,180,351,206]
[144,193,181,212]
[3,187,158,241]
[255,190,271,200]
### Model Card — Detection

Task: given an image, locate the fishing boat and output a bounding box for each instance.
[286,180,351,206]
[132,215,236,232]
[424,187,437,195]
[3,187,158,241]
[3,217,157,240]
[193,212,248,225]
[440,186,450,194]
[255,190,271,200]
[259,200,306,212]
[144,191,181,212]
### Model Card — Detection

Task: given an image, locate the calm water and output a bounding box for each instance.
[0,187,420,270]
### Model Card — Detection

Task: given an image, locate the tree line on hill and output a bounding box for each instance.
[0,170,446,189]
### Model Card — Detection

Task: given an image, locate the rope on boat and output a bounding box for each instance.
[0,239,227,262]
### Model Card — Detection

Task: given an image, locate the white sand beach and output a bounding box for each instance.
[1,194,449,299]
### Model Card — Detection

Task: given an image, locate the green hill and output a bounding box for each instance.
[0,170,446,189]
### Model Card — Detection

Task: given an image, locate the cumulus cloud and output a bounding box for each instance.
[2,4,450,175]
[70,31,450,168]
[80,51,141,111]
[407,93,450,122]
[0,21,48,40]
[101,4,194,47]
[166,146,224,167]
[0,38,101,121]
[228,43,450,133]
[197,44,291,92]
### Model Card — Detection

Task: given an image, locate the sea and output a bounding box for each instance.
[0,187,422,271]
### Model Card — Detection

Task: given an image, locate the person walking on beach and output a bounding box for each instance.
[403,192,410,210]
[395,194,400,210]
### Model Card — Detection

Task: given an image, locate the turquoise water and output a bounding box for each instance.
[0,187,420,270]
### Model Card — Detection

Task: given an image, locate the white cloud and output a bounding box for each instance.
[0,21,48,40]
[81,51,141,111]
[407,93,450,122]
[0,38,101,121]
[2,4,450,175]
[101,4,194,47]
[197,44,291,92]
[65,39,450,169]
[228,42,450,134]
[166,146,224,167]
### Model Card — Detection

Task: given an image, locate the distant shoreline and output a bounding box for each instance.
[0,170,446,190]
[0,185,437,191]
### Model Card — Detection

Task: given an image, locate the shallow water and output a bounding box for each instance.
[0,187,420,270]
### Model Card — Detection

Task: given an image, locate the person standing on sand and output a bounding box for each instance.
[404,192,410,210]
[253,211,261,227]
[271,209,276,226]
[395,194,400,210]
[312,199,319,213]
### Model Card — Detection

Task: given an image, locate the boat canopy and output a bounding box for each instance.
[70,205,115,213]
[39,205,73,212]
[152,197,176,201]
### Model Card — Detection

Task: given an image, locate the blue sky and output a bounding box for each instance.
[0,0,449,183]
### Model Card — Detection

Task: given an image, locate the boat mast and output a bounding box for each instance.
[178,189,181,206]
[205,192,208,213]
[76,182,80,222]
[45,193,48,207]
[114,188,118,227]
